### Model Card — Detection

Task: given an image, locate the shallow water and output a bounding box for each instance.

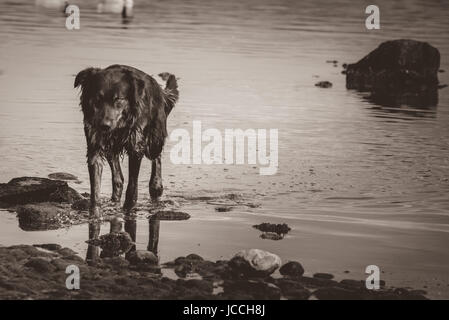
[1,0,449,298]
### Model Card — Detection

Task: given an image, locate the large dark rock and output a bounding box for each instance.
[345,39,442,107]
[0,177,83,206]
[17,203,70,231]
[346,39,440,91]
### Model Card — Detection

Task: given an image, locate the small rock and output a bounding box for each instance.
[229,249,281,277]
[185,253,204,261]
[223,279,281,300]
[24,257,56,273]
[313,273,334,280]
[17,203,69,231]
[48,172,78,181]
[51,258,72,271]
[102,256,130,269]
[174,263,192,277]
[33,244,62,251]
[275,278,310,300]
[279,261,305,277]
[393,288,409,295]
[315,81,333,88]
[57,247,78,257]
[127,250,158,265]
[300,276,338,288]
[314,287,365,300]
[178,279,213,294]
[339,279,365,289]
[153,210,190,221]
[71,198,89,211]
[215,206,233,212]
[253,223,291,235]
[64,254,84,263]
[260,232,284,240]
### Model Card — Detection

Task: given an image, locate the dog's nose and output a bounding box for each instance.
[100,123,111,131]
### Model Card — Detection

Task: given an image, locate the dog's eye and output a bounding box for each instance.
[114,98,127,106]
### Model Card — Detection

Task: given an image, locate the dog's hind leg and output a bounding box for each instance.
[123,153,143,213]
[88,156,103,218]
[107,154,124,203]
[149,155,163,201]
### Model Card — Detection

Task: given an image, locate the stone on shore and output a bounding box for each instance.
[279,261,305,277]
[0,177,83,206]
[346,39,440,93]
[253,223,291,235]
[229,249,281,277]
[0,244,430,300]
[314,272,334,280]
[127,250,158,265]
[71,198,89,211]
[33,244,62,251]
[315,81,333,88]
[152,210,191,221]
[17,203,71,231]
[48,172,78,181]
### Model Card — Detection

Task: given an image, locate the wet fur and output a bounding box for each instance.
[74,64,178,214]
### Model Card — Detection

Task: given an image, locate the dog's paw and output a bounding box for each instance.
[89,206,101,219]
[150,185,163,201]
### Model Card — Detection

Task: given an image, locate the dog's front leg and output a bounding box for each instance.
[149,155,163,200]
[86,222,101,265]
[107,154,124,203]
[123,153,142,212]
[88,156,103,218]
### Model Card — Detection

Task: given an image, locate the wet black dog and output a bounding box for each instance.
[74,65,178,217]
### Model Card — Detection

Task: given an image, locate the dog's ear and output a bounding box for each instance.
[74,67,98,89]
[125,71,146,107]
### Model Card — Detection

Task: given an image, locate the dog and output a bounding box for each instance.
[74,64,179,217]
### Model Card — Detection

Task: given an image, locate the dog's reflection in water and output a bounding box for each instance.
[86,216,160,266]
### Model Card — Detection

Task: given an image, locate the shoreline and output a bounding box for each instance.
[0,243,429,300]
[1,176,448,299]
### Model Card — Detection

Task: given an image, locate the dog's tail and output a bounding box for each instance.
[158,72,179,116]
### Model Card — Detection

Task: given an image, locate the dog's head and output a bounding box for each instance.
[74,67,145,131]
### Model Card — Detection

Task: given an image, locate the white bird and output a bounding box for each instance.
[97,0,134,17]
